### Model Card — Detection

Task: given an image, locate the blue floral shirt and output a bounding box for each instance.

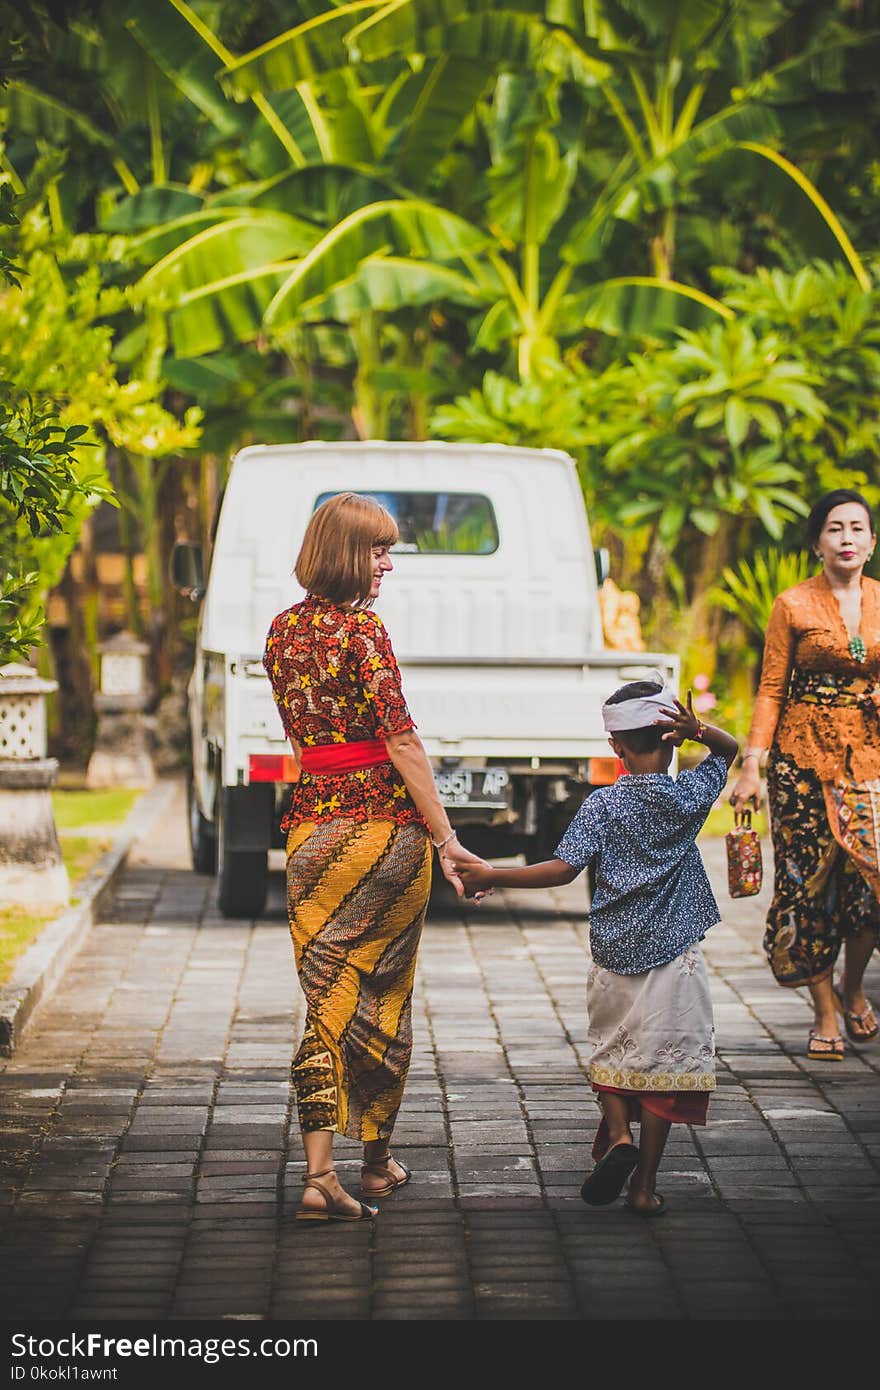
[555,753,728,975]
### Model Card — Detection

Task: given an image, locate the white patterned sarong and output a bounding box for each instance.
[586,943,716,1094]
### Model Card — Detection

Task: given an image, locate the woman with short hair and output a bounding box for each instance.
[731,489,880,1060]
[264,492,484,1221]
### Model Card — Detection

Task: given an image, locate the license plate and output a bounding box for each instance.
[433,767,511,807]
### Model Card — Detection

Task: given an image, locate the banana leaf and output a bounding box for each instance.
[119,0,242,134]
[488,130,577,245]
[299,71,376,165]
[562,99,787,262]
[389,57,489,189]
[161,353,249,400]
[303,255,484,320]
[130,209,318,265]
[167,264,296,357]
[598,0,732,53]
[565,277,733,338]
[139,213,321,298]
[249,165,399,222]
[740,30,880,104]
[243,90,324,175]
[733,143,870,290]
[4,81,125,149]
[219,3,384,99]
[348,0,573,62]
[265,199,489,326]
[101,185,205,232]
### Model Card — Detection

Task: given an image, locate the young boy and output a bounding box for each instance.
[458,677,738,1215]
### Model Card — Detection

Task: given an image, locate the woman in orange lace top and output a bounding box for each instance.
[731,490,880,1060]
[264,493,486,1222]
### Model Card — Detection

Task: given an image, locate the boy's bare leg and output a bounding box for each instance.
[600,1092,635,1150]
[627,1110,671,1212]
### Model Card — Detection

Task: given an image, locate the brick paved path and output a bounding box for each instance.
[1,782,878,1321]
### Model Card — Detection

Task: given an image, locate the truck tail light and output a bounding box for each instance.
[588,756,626,785]
[248,754,300,784]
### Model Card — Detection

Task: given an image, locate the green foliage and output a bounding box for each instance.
[712,549,814,642]
[0,183,22,286]
[714,262,880,491]
[2,0,878,692]
[51,786,140,829]
[0,223,200,663]
[431,368,597,453]
[0,402,98,538]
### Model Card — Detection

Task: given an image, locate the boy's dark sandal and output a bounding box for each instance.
[580,1143,640,1206]
[625,1192,667,1218]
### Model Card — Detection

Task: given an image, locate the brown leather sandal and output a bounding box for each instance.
[361,1153,412,1198]
[806,1029,845,1061]
[833,985,879,1043]
[296,1167,378,1222]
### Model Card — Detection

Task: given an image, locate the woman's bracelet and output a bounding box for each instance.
[432,830,457,852]
[741,748,763,765]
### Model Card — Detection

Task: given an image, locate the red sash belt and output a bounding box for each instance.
[299,737,389,775]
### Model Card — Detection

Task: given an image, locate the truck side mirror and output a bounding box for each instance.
[172,541,205,600]
[594,547,611,586]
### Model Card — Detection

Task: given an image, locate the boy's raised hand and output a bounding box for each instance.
[654,689,701,745]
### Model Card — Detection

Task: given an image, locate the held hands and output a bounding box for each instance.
[439,837,494,901]
[456,860,495,899]
[654,690,701,746]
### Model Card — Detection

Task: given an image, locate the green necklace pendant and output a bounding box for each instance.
[849,634,867,664]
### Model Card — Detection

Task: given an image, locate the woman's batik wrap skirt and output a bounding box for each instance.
[765,749,880,987]
[286,818,431,1141]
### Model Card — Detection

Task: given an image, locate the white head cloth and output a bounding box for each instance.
[602,670,677,733]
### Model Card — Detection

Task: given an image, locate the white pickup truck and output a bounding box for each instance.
[173,441,677,917]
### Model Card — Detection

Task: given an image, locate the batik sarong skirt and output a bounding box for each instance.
[586,944,715,1159]
[286,818,432,1141]
[765,749,880,987]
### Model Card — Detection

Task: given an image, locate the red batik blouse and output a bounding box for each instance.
[263,595,426,830]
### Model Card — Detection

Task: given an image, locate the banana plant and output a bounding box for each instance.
[133,7,736,387]
[338,0,877,292]
[138,0,875,389]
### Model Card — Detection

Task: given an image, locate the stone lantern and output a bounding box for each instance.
[0,663,70,911]
[85,631,155,789]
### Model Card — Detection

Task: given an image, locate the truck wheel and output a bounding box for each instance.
[216,782,268,919]
[187,771,217,876]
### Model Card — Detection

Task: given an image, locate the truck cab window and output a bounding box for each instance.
[315,491,499,555]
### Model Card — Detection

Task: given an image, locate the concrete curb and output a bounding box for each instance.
[0,778,178,1057]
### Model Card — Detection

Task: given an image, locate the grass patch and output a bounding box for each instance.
[0,908,52,986]
[0,790,140,986]
[59,834,113,885]
[52,787,140,831]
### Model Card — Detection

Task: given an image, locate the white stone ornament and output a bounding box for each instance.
[0,664,70,912]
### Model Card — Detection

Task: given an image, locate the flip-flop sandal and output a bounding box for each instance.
[580,1143,640,1206]
[833,985,879,1044]
[807,1029,845,1061]
[625,1192,667,1218]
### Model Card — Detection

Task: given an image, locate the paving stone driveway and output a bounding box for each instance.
[1,782,878,1321]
